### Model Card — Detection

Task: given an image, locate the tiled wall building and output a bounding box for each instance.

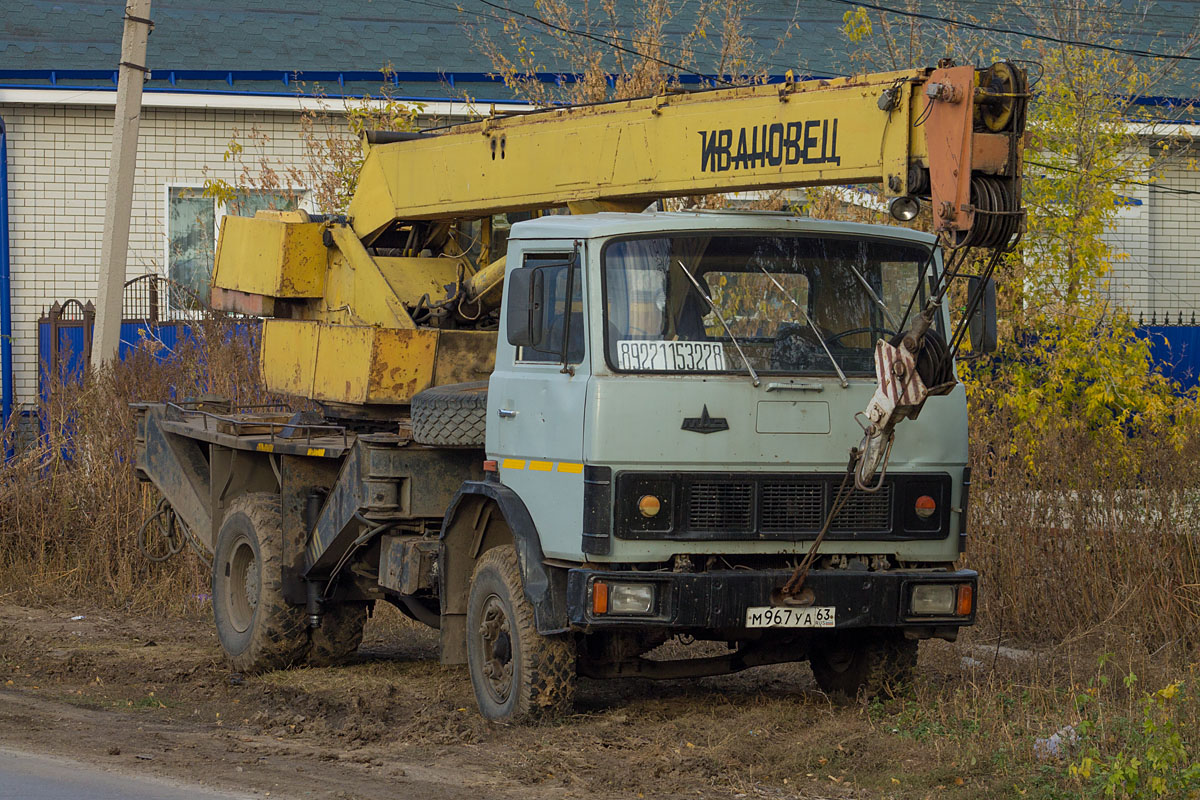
[2,0,1199,412]
[1103,140,1200,321]
[0,100,326,402]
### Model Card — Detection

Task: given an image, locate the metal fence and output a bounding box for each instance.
[37,275,196,397]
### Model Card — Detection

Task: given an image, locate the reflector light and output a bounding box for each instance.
[915,495,937,519]
[638,495,662,518]
[483,460,498,472]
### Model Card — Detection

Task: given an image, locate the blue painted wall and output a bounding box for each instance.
[38,321,194,395]
[1138,325,1200,391]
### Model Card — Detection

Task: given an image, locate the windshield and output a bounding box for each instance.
[602,233,933,376]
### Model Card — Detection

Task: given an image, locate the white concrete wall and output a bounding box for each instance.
[0,102,328,406]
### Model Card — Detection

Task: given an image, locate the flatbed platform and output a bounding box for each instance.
[135,401,359,459]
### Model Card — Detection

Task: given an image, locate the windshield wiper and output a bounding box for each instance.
[677,260,760,387]
[845,262,901,331]
[759,267,849,388]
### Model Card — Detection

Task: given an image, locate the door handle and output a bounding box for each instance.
[497,408,518,418]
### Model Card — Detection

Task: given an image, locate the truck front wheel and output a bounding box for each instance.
[212,493,308,672]
[810,630,918,701]
[466,545,576,722]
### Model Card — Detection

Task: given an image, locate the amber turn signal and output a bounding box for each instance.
[956,584,973,616]
[592,581,609,615]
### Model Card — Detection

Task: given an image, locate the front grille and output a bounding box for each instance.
[831,485,892,531]
[681,476,893,537]
[761,482,825,532]
[616,471,950,541]
[687,481,754,531]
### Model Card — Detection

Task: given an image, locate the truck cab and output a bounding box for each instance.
[452,211,976,717]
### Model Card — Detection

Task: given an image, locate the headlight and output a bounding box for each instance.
[910,583,973,616]
[910,584,956,615]
[592,580,656,616]
[889,195,921,222]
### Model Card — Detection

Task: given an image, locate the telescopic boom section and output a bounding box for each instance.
[350,63,1026,250]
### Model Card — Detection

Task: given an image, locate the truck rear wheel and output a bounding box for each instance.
[307,603,368,667]
[411,381,487,446]
[466,545,576,722]
[212,493,308,673]
[810,631,918,701]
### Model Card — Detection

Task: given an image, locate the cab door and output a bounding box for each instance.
[487,245,590,561]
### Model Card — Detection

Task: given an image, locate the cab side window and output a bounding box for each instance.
[516,253,585,365]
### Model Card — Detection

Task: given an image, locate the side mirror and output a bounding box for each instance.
[965,275,998,354]
[506,267,545,348]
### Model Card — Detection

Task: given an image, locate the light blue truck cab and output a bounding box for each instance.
[462,211,976,715]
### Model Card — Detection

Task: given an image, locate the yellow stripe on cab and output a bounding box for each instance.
[499,458,585,474]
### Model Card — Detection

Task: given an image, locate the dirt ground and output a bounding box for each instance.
[0,602,1041,799]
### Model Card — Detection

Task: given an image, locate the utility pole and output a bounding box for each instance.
[92,0,152,369]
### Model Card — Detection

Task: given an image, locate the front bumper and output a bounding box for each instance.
[566,567,977,632]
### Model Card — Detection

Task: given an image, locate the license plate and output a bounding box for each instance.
[745,606,836,628]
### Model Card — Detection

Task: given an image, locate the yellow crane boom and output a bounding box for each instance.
[349,64,1021,244]
[209,61,1026,409]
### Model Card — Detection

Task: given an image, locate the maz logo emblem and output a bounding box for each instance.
[681,405,729,434]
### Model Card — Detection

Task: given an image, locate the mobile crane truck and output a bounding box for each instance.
[134,62,1027,721]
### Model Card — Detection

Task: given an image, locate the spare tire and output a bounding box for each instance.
[411,381,488,446]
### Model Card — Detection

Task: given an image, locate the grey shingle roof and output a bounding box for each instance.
[1,0,1198,104]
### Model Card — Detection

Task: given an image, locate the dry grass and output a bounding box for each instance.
[967,406,1200,658]
[0,317,284,611]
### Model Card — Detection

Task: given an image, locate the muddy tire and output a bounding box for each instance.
[411,381,488,447]
[212,493,308,673]
[810,630,918,702]
[307,603,368,667]
[466,545,576,723]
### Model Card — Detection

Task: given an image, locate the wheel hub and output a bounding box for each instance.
[227,537,258,634]
[477,595,514,703]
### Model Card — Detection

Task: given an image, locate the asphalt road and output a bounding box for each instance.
[0,748,254,800]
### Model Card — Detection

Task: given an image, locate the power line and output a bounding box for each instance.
[826,0,1200,63]
[403,0,1200,141]
[931,0,1200,24]
[400,0,852,80]
[1027,159,1200,197]
[472,0,739,86]
[407,0,1200,127]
